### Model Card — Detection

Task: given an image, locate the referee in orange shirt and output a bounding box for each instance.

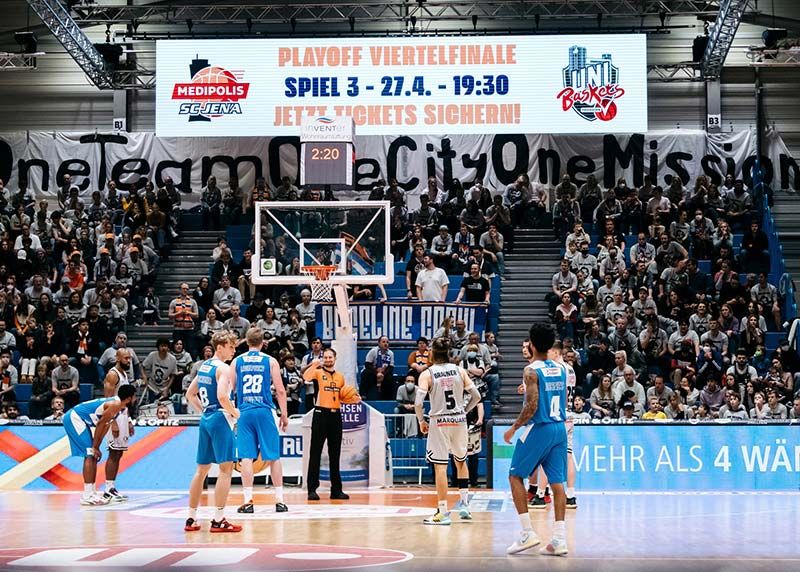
[303,347,357,501]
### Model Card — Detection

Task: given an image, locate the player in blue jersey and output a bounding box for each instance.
[504,322,569,556]
[184,330,242,533]
[62,384,136,506]
[233,327,289,514]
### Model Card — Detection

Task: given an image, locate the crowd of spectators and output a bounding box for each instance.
[0,175,178,420]
[2,169,798,427]
[546,173,799,421]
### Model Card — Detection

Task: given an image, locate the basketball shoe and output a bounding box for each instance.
[103,488,128,503]
[237,501,254,514]
[423,511,452,526]
[454,500,472,520]
[80,494,110,506]
[184,518,201,532]
[210,518,242,533]
[507,529,541,554]
[540,538,568,556]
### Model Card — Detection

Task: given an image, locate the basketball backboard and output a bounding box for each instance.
[252,200,393,286]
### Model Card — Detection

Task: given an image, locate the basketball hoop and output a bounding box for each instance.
[301,264,339,302]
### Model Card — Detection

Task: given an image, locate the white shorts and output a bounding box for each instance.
[567,422,574,454]
[108,411,130,451]
[426,415,468,465]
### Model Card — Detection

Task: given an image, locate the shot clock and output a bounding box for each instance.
[300,117,354,186]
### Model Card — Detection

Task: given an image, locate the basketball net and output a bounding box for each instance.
[301,265,339,302]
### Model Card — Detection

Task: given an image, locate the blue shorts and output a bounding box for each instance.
[508,422,568,484]
[64,411,94,458]
[196,411,236,465]
[236,407,280,462]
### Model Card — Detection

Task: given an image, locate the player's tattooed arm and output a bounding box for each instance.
[511,368,539,431]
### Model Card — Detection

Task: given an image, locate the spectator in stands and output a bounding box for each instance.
[299,338,325,410]
[555,174,578,201]
[620,192,643,235]
[485,195,513,252]
[577,174,602,222]
[295,289,316,332]
[430,225,453,273]
[479,224,505,275]
[201,176,222,230]
[664,391,693,420]
[740,221,770,272]
[552,194,580,241]
[790,396,800,419]
[415,253,449,302]
[407,337,430,379]
[212,275,242,320]
[143,337,178,405]
[284,309,308,358]
[641,396,666,420]
[199,307,225,347]
[51,354,79,410]
[193,277,213,316]
[395,374,419,436]
[589,374,616,419]
[764,389,788,419]
[169,283,199,352]
[403,243,426,300]
[455,263,490,305]
[699,375,725,416]
[223,304,250,339]
[210,249,242,290]
[613,366,645,404]
[750,272,782,329]
[503,174,534,227]
[548,259,577,318]
[278,353,302,416]
[360,336,395,400]
[725,180,753,230]
[555,292,578,341]
[0,320,15,352]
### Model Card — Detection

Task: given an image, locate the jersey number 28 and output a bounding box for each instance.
[242,374,264,394]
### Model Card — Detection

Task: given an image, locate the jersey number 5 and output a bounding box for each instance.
[445,390,456,410]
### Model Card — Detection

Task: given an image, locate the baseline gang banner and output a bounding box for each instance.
[0,129,797,204]
[315,302,487,345]
[155,35,647,136]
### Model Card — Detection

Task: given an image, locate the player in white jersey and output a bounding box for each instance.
[415,337,481,525]
[102,348,134,503]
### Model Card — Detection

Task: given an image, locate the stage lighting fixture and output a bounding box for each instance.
[14,32,37,54]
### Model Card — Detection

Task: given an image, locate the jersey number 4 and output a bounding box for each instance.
[550,395,562,421]
[242,374,264,395]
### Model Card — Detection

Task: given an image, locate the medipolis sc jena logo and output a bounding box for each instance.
[171,56,250,121]
[557,45,625,122]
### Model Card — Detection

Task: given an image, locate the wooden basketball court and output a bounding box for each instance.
[1,487,797,571]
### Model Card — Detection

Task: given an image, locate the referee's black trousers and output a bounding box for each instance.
[306,408,343,495]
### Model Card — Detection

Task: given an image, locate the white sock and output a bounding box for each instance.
[243,487,253,502]
[83,483,93,497]
[518,511,533,531]
[437,500,448,514]
[188,508,197,520]
[553,520,566,541]
[214,508,224,521]
[566,487,575,498]
[274,486,284,503]
[459,488,468,505]
[106,480,115,492]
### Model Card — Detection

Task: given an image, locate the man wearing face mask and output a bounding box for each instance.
[395,375,419,437]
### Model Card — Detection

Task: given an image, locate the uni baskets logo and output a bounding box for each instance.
[557,45,625,122]
[171,56,250,121]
